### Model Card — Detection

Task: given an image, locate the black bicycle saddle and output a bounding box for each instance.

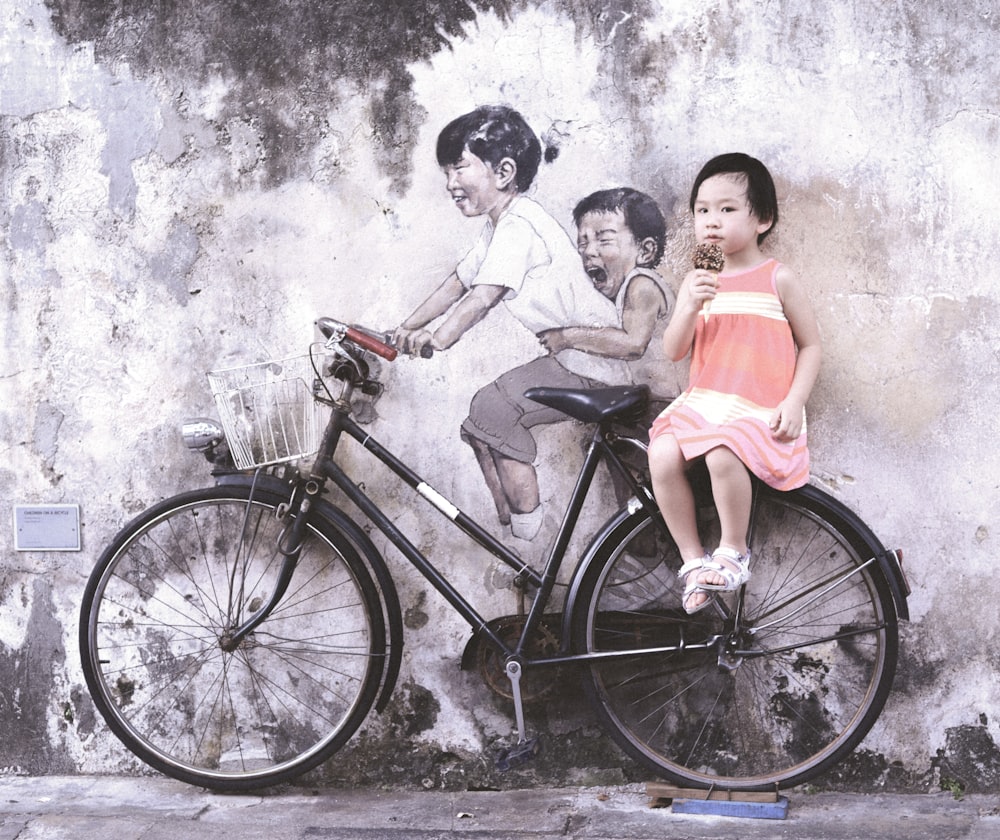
[524,384,650,424]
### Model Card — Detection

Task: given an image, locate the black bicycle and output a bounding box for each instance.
[80,317,909,792]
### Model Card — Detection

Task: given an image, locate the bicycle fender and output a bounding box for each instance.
[789,484,910,621]
[561,502,641,648]
[561,483,910,644]
[316,499,405,713]
[214,473,405,712]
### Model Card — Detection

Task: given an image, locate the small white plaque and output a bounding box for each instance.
[13,504,81,551]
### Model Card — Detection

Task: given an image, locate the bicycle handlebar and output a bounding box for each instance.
[346,326,398,361]
[316,317,434,360]
[316,317,398,361]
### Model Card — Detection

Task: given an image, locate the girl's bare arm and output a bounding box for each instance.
[771,264,822,440]
[395,272,464,353]
[662,269,716,361]
[398,272,465,331]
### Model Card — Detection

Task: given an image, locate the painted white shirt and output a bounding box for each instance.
[455,195,629,384]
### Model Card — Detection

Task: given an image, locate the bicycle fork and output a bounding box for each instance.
[218,475,312,652]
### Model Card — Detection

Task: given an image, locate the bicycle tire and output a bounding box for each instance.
[80,484,385,791]
[571,483,899,790]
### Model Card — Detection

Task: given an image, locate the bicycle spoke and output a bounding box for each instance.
[81,487,384,790]
[577,487,898,789]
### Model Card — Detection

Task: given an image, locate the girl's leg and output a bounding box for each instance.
[464,435,512,526]
[649,434,716,612]
[648,434,702,560]
[494,453,542,539]
[701,446,752,585]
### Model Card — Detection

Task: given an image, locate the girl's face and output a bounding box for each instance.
[442,148,513,223]
[693,173,771,259]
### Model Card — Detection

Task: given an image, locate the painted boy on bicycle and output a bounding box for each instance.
[394,105,627,541]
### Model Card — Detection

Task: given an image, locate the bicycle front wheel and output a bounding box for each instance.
[572,485,899,790]
[80,484,385,791]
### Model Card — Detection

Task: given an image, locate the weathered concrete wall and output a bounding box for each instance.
[2,0,998,792]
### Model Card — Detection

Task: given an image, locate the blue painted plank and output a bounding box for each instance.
[672,795,790,820]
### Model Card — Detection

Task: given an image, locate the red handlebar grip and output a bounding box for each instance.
[345,327,398,361]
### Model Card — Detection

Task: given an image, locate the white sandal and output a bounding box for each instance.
[677,554,717,614]
[696,547,752,592]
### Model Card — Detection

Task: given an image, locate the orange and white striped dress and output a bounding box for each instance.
[649,258,809,491]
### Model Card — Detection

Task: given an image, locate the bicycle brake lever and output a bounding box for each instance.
[316,317,345,342]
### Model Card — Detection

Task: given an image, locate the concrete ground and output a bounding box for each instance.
[1,775,999,840]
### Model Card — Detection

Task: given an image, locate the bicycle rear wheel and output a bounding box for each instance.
[572,484,899,790]
[80,483,385,791]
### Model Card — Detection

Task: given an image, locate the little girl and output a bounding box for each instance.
[648,153,822,613]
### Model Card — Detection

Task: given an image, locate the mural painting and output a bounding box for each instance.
[393,105,676,539]
[3,0,1000,792]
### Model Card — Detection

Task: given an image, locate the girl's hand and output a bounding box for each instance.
[678,269,719,313]
[769,397,806,441]
[663,269,719,362]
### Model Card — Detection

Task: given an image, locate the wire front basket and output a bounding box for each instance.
[207,355,322,470]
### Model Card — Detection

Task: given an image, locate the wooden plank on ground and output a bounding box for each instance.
[645,782,779,803]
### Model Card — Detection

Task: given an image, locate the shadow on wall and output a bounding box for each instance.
[41,0,649,190]
[0,579,76,775]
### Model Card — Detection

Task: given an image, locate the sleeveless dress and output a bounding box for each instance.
[649,258,809,491]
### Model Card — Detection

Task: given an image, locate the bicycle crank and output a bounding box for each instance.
[469,614,563,702]
[495,659,542,771]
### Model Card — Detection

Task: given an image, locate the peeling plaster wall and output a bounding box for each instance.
[2,0,999,791]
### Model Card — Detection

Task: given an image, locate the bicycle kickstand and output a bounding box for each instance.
[495,660,541,771]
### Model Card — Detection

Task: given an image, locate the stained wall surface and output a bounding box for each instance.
[2,0,998,791]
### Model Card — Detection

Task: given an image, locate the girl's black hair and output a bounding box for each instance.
[689,153,779,243]
[572,187,667,267]
[436,105,542,193]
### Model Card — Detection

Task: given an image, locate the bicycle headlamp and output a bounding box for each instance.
[181,418,225,451]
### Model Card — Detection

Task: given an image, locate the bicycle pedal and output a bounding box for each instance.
[495,737,541,771]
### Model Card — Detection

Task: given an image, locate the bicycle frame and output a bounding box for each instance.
[205,325,909,763]
[222,365,697,675]
[85,321,908,789]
